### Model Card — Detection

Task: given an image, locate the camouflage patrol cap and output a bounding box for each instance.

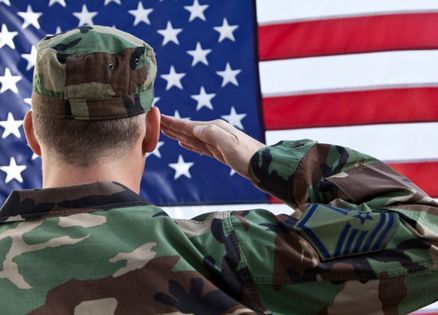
[31,25,157,120]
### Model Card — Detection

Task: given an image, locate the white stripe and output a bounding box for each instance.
[256,0,438,24]
[162,203,292,219]
[265,122,438,162]
[163,198,438,219]
[259,50,438,96]
[419,301,438,311]
[421,302,438,314]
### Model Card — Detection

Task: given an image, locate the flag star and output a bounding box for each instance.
[230,168,236,176]
[169,155,194,179]
[0,68,21,94]
[55,26,62,34]
[17,5,42,29]
[157,21,182,46]
[216,63,241,87]
[161,66,186,90]
[221,106,246,129]
[0,113,23,139]
[73,4,98,26]
[174,110,190,120]
[0,157,26,184]
[187,42,211,66]
[0,0,10,5]
[26,143,39,160]
[191,86,215,111]
[152,97,160,107]
[24,98,32,107]
[0,24,18,49]
[184,0,209,22]
[21,46,37,71]
[129,2,153,26]
[48,0,66,7]
[104,0,121,5]
[150,141,164,158]
[214,18,238,42]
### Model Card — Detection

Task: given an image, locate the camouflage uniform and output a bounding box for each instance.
[32,25,156,120]
[0,26,437,314]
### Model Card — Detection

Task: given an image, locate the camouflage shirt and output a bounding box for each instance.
[0,140,437,315]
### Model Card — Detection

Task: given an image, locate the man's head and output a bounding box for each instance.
[23,26,160,188]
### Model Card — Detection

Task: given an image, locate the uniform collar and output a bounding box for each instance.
[0,181,148,223]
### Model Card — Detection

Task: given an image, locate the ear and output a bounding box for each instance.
[23,111,42,156]
[142,107,161,155]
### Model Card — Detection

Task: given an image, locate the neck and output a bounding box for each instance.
[41,154,145,194]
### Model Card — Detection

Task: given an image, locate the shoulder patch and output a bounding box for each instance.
[295,204,398,261]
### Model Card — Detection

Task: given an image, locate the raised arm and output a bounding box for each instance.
[160,115,432,209]
[250,140,432,209]
[160,115,438,314]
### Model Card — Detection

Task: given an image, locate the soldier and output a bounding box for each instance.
[0,26,436,315]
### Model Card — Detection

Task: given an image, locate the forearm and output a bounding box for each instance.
[249,140,430,208]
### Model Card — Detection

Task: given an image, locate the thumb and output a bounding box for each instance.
[193,124,231,148]
[193,125,208,138]
[193,125,217,145]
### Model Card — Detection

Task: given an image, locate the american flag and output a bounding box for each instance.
[0,1,437,312]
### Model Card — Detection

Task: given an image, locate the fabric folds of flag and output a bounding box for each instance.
[257,0,438,203]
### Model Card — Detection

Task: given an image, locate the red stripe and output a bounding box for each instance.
[270,161,438,203]
[258,13,438,61]
[388,162,438,197]
[263,87,438,130]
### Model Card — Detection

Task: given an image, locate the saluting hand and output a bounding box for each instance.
[160,115,265,179]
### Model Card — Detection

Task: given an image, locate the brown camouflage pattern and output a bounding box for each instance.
[0,140,437,314]
[31,25,157,120]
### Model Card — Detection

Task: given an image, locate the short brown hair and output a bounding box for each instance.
[33,113,144,167]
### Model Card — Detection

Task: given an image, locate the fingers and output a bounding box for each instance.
[192,121,237,148]
[161,125,200,145]
[178,141,207,155]
[162,125,215,157]
[205,143,225,164]
[162,124,226,163]
[179,140,226,165]
[161,115,265,179]
[161,115,238,141]
[160,114,209,137]
[161,115,237,149]
[178,141,213,159]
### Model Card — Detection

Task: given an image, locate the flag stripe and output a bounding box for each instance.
[258,13,438,61]
[269,165,438,201]
[262,87,438,130]
[408,301,438,313]
[389,162,438,197]
[163,203,292,219]
[256,3,438,312]
[259,50,438,96]
[265,122,438,162]
[257,2,438,204]
[256,0,438,24]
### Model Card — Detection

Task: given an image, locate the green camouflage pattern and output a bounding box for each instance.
[0,140,437,314]
[31,25,157,120]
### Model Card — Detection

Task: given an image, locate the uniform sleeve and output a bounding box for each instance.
[232,140,438,314]
[248,139,432,209]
